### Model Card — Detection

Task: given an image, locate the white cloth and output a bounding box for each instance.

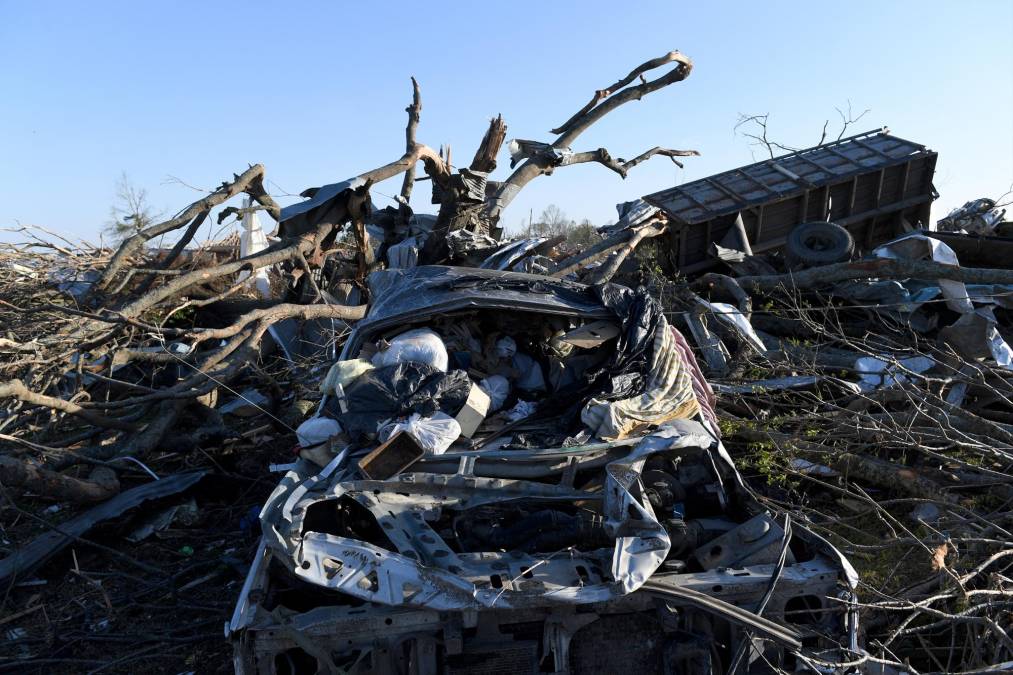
[372,328,449,372]
[297,416,342,448]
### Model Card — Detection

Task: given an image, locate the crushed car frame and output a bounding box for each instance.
[228,266,860,674]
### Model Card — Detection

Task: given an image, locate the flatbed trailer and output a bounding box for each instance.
[643,129,938,273]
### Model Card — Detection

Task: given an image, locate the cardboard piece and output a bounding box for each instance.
[358,431,425,480]
[558,320,621,349]
[455,382,491,438]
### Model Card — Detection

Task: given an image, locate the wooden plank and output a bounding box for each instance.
[795,152,835,177]
[705,177,745,203]
[823,145,866,170]
[673,193,936,275]
[735,168,775,193]
[851,136,894,160]
[771,162,803,182]
[558,320,621,349]
[899,160,911,200]
[679,188,718,217]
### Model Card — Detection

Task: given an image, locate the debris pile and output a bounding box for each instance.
[0,50,1011,674]
[670,214,1013,674]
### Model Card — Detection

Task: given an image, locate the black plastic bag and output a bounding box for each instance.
[583,283,663,401]
[331,362,472,437]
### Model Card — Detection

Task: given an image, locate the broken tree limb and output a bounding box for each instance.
[97,164,274,292]
[111,399,186,461]
[585,221,668,284]
[0,379,140,431]
[359,142,451,189]
[470,114,507,173]
[0,456,119,503]
[693,273,752,320]
[484,51,694,225]
[833,452,956,502]
[398,77,422,227]
[728,427,955,502]
[518,145,700,181]
[551,217,666,278]
[186,302,367,343]
[737,258,1013,292]
[131,209,210,296]
[621,146,701,171]
[551,51,694,136]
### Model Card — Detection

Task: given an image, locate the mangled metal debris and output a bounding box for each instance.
[229,267,859,673]
[4,46,1012,674]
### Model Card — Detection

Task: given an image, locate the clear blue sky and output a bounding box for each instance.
[2,1,1011,244]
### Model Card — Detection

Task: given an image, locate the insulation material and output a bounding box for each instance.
[320,359,375,394]
[582,315,701,439]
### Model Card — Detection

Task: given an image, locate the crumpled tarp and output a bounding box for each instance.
[342,267,610,359]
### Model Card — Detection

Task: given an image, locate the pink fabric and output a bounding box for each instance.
[670,325,718,430]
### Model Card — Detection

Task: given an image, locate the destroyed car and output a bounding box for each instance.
[228,266,860,674]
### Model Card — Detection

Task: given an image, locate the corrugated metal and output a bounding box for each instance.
[643,129,932,225]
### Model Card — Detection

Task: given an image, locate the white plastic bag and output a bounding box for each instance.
[494,336,517,359]
[378,412,461,455]
[320,359,375,394]
[512,353,546,391]
[297,416,342,448]
[505,400,536,422]
[478,375,510,412]
[372,328,449,372]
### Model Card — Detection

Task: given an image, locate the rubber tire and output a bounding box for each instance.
[784,221,855,268]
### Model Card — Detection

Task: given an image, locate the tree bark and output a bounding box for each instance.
[737,258,1013,292]
[483,51,694,226]
[0,456,120,503]
[0,379,139,431]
